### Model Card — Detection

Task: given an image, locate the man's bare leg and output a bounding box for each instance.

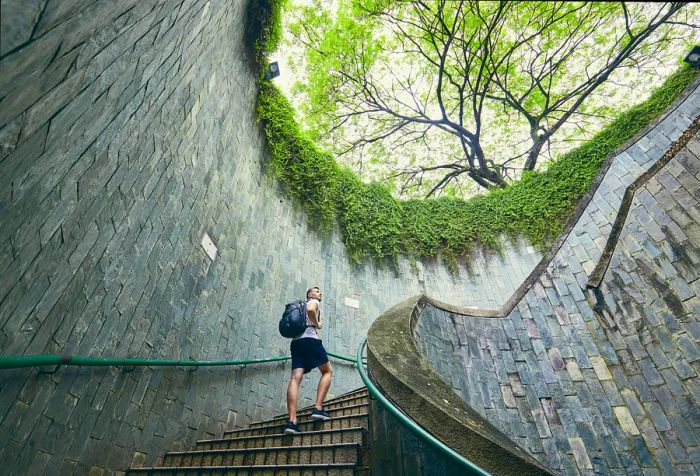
[315,362,333,409]
[287,368,304,423]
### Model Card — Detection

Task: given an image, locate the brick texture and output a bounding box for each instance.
[415,111,700,475]
[1,0,697,474]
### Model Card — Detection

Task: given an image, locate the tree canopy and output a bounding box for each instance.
[282,0,698,197]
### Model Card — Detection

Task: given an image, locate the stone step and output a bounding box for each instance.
[325,387,368,400]
[304,387,368,407]
[274,395,369,418]
[251,403,369,428]
[223,414,369,438]
[160,443,360,467]
[127,463,356,475]
[196,428,365,451]
[126,388,371,475]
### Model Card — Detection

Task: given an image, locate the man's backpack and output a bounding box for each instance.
[279,300,308,338]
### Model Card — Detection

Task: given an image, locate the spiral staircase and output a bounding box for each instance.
[126,387,370,475]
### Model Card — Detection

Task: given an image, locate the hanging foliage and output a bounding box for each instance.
[250,1,698,264]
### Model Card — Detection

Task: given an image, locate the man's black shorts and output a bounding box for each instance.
[290,338,329,374]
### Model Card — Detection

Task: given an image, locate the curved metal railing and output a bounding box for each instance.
[0,350,359,372]
[356,337,491,476]
[1,341,486,474]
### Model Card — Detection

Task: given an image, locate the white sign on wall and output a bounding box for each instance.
[201,232,218,261]
[344,297,360,309]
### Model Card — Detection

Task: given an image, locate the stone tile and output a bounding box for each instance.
[660,430,690,463]
[639,358,666,386]
[651,447,677,475]
[501,385,517,409]
[569,437,593,471]
[601,380,625,407]
[666,413,700,447]
[675,394,700,429]
[646,343,672,371]
[614,406,641,435]
[620,388,646,421]
[687,446,700,465]
[590,356,613,381]
[644,401,672,432]
[660,368,688,396]
[638,417,664,451]
[675,333,700,363]
[670,358,697,381]
[646,389,676,426]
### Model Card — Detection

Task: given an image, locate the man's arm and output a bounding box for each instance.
[307,302,322,329]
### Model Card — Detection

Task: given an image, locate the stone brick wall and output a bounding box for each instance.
[0,1,541,474]
[2,0,694,473]
[368,398,468,476]
[415,107,700,474]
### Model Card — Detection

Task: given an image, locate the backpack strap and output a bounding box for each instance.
[302,300,309,328]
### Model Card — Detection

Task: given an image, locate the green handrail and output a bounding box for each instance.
[2,341,486,474]
[0,354,292,370]
[356,337,491,476]
[0,353,366,371]
[0,350,364,370]
[327,350,363,364]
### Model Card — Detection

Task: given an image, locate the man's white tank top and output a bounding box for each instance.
[293,298,321,340]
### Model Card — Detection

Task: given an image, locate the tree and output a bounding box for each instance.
[285,0,698,197]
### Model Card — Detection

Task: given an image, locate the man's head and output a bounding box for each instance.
[306,287,322,301]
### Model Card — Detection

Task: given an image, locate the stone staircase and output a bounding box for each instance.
[127,387,370,475]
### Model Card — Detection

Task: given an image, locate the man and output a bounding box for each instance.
[284,286,333,434]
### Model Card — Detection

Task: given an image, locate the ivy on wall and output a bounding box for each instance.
[250,1,698,264]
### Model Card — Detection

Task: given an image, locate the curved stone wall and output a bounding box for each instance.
[0,1,541,473]
[367,295,552,475]
[1,0,696,473]
[414,110,700,473]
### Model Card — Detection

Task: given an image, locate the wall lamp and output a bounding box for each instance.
[684,46,700,68]
[265,61,280,79]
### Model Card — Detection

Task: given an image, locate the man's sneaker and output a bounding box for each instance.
[284,421,301,435]
[311,407,330,421]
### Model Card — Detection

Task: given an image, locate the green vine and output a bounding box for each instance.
[251,2,698,264]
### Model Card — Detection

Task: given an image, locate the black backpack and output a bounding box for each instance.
[279,300,308,338]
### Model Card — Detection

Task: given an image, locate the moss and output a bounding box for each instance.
[250,1,698,265]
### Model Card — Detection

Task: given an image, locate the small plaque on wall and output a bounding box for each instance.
[201,232,217,261]
[344,297,360,309]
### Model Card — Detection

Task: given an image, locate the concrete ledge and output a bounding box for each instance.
[367,295,552,475]
[587,115,700,288]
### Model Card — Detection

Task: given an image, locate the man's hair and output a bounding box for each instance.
[306,287,320,299]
